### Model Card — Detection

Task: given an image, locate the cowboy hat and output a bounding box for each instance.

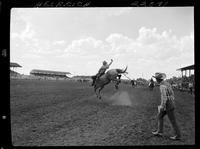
[152,72,166,80]
[103,61,107,65]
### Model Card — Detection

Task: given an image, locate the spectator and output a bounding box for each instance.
[188,82,193,95]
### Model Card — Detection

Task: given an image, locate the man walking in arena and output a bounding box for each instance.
[152,72,181,140]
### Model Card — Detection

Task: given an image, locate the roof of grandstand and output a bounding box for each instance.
[30,69,71,76]
[10,62,22,68]
[177,64,194,71]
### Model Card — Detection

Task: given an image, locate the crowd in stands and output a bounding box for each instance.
[166,75,194,94]
[10,70,22,79]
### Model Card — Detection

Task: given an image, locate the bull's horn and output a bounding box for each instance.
[123,66,128,73]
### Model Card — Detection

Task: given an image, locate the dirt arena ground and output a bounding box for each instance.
[10,79,195,146]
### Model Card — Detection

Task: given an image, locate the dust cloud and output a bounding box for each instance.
[109,91,132,106]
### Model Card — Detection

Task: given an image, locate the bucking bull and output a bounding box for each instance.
[91,66,128,99]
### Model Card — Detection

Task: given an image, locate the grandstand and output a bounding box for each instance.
[30,69,71,80]
[10,62,22,78]
[176,64,194,92]
[10,62,22,68]
[177,64,194,77]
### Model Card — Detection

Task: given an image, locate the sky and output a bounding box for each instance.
[10,7,194,79]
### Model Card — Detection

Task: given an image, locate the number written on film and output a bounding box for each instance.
[35,0,91,7]
[130,0,168,7]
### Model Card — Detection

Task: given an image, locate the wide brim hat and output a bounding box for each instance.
[152,72,166,80]
[103,61,107,65]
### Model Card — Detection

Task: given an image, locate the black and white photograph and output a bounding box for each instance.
[9,6,195,146]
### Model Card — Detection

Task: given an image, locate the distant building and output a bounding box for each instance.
[30,69,71,79]
[10,62,22,78]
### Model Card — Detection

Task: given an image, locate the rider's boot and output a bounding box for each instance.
[91,78,95,86]
[92,73,102,86]
[91,75,96,86]
[94,77,98,84]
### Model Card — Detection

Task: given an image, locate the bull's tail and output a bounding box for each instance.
[116,66,128,74]
[123,66,128,73]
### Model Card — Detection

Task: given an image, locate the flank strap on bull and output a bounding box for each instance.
[123,73,132,81]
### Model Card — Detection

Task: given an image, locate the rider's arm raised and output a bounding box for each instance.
[108,59,113,66]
